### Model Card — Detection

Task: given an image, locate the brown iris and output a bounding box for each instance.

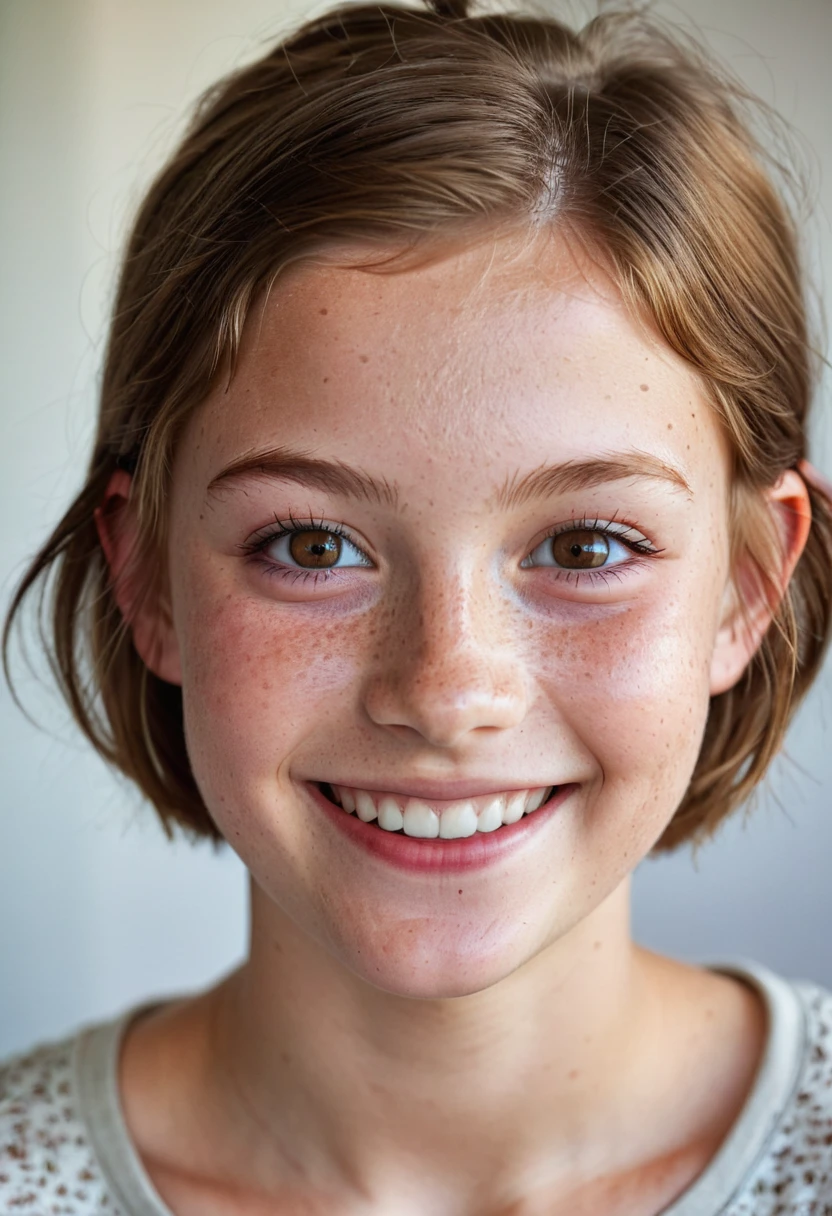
[289,529,341,568]
[551,529,609,569]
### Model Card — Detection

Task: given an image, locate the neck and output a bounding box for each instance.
[207,877,662,1198]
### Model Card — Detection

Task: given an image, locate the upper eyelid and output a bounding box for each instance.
[243,515,365,550]
[551,515,643,534]
[529,516,660,553]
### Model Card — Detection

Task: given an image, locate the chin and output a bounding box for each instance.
[327,916,547,1000]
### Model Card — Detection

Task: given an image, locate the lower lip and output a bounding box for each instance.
[306,781,577,873]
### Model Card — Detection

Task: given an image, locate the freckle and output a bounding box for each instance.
[359,354,369,363]
[319,307,328,315]
[667,423,673,430]
[593,940,602,950]
[323,376,329,383]
[640,384,649,392]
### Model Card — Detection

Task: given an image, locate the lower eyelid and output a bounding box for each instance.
[528,555,655,596]
[249,556,344,586]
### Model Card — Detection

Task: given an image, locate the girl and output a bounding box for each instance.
[3,1,832,1212]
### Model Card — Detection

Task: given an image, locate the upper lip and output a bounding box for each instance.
[312,778,562,800]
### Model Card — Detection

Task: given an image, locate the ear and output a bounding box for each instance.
[709,469,811,696]
[94,470,182,685]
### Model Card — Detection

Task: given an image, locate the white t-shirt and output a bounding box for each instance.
[1,960,831,1214]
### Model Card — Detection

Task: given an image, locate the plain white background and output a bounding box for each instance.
[1,0,830,1058]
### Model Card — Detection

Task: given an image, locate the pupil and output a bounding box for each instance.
[552,529,609,569]
[290,529,341,568]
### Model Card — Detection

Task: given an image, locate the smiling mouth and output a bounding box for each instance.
[316,782,557,839]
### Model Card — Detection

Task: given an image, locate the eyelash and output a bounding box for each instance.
[239,513,663,588]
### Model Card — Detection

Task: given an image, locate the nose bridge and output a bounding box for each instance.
[416,570,476,662]
[362,560,529,746]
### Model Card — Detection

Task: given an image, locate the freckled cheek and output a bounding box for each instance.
[174,567,370,776]
[535,599,717,779]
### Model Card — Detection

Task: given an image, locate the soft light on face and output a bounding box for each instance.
[163,228,733,997]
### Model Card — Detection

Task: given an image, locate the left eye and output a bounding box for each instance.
[265,528,371,570]
[523,527,632,570]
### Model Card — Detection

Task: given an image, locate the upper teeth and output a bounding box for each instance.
[328,784,553,838]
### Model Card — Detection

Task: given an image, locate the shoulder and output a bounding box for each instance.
[732,978,832,1212]
[0,1027,121,1215]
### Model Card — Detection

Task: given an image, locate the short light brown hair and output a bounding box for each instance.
[5,0,832,851]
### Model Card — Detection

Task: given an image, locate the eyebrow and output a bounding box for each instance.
[205,445,691,509]
[206,447,399,508]
[494,450,692,509]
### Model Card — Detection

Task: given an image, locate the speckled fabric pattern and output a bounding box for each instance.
[1,968,831,1215]
[730,982,832,1213]
[0,1038,121,1214]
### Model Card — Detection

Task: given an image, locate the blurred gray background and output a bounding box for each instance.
[1,0,830,1057]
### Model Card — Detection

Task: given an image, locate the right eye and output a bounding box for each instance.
[264,526,372,570]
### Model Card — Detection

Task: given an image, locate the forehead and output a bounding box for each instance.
[188,229,725,489]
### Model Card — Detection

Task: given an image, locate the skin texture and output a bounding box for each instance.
[97,228,810,1214]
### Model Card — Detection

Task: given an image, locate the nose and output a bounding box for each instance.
[361,568,530,749]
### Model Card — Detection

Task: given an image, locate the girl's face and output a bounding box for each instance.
[161,230,739,997]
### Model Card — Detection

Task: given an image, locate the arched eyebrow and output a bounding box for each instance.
[205,446,691,508]
[493,451,692,510]
[206,447,400,508]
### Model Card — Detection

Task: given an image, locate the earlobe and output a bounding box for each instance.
[94,470,182,686]
[709,469,812,696]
